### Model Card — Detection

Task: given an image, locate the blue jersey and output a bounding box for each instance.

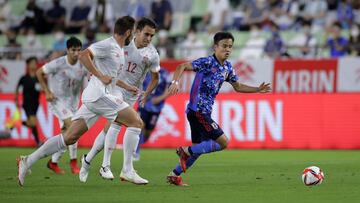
[187,55,238,114]
[141,68,170,113]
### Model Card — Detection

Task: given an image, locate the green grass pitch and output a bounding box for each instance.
[1,148,360,203]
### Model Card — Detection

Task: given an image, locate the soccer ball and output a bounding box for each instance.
[301,166,324,186]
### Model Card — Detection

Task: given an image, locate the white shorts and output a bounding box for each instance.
[48,100,75,129]
[72,94,129,128]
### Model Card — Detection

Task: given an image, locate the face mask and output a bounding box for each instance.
[27,35,36,43]
[187,33,196,41]
[351,28,359,38]
[54,32,64,41]
[250,30,260,38]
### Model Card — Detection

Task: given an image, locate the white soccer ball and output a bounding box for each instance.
[302,166,324,186]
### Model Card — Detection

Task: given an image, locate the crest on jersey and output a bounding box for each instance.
[211,122,219,129]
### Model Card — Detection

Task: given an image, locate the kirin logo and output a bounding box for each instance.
[233,60,255,82]
[149,104,180,142]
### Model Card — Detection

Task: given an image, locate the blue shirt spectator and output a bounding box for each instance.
[337,0,354,29]
[327,37,348,57]
[151,0,172,30]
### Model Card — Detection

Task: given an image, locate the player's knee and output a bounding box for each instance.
[220,141,228,150]
[63,133,77,145]
[135,118,144,129]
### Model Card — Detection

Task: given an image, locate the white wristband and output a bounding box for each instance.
[171,80,179,85]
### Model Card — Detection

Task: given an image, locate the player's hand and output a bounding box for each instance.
[138,93,148,108]
[168,82,179,95]
[45,91,56,102]
[99,75,112,85]
[126,85,140,96]
[257,82,271,93]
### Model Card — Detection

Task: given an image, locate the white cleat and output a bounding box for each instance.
[99,166,114,180]
[17,156,30,186]
[120,170,149,185]
[79,155,91,183]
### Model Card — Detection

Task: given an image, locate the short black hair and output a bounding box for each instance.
[66,36,82,49]
[136,17,157,30]
[213,32,234,44]
[114,16,136,35]
[26,56,37,64]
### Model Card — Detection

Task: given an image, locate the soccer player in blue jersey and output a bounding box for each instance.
[134,68,171,160]
[166,31,271,186]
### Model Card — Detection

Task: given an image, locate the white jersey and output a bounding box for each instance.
[115,39,160,105]
[82,37,125,102]
[43,55,87,111]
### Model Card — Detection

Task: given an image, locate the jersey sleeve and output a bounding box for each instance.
[42,58,60,74]
[17,76,25,87]
[88,40,108,58]
[191,57,209,72]
[226,63,239,83]
[149,51,160,73]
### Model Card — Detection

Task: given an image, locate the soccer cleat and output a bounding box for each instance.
[99,166,114,180]
[69,159,80,174]
[47,160,65,174]
[166,175,188,186]
[120,170,149,185]
[176,147,190,173]
[17,156,30,186]
[79,155,91,183]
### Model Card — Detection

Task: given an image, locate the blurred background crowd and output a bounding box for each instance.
[0,0,360,61]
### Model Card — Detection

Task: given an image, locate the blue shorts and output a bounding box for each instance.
[139,108,160,130]
[186,109,224,144]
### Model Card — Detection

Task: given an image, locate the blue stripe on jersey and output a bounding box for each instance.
[188,72,203,112]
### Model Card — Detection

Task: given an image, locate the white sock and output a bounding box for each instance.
[51,149,66,163]
[102,123,121,167]
[27,134,67,167]
[86,130,105,163]
[68,142,77,160]
[122,127,141,173]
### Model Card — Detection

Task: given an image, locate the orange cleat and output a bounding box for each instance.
[69,159,80,174]
[47,160,65,174]
[166,175,188,186]
[176,147,190,173]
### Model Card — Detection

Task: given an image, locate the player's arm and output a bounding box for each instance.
[230,81,271,93]
[140,71,159,107]
[115,80,140,95]
[79,49,112,85]
[152,87,171,105]
[168,62,194,95]
[36,67,56,101]
[14,77,22,107]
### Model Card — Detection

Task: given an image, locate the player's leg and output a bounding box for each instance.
[114,106,148,184]
[48,118,68,174]
[100,122,122,180]
[63,118,81,174]
[18,104,96,186]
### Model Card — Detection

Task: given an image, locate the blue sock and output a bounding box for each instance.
[188,140,221,155]
[173,154,200,176]
[135,133,145,155]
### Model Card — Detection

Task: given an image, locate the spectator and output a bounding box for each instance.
[241,0,270,31]
[87,0,114,33]
[83,28,97,49]
[156,29,174,59]
[239,24,266,59]
[179,27,207,60]
[326,22,348,57]
[347,24,360,56]
[66,0,91,34]
[264,22,286,58]
[126,0,147,21]
[22,27,45,59]
[151,0,172,30]
[301,0,328,32]
[270,0,299,30]
[4,29,21,60]
[50,27,66,59]
[288,21,318,58]
[0,0,11,34]
[337,0,354,29]
[45,0,66,32]
[202,0,230,33]
[20,0,47,34]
